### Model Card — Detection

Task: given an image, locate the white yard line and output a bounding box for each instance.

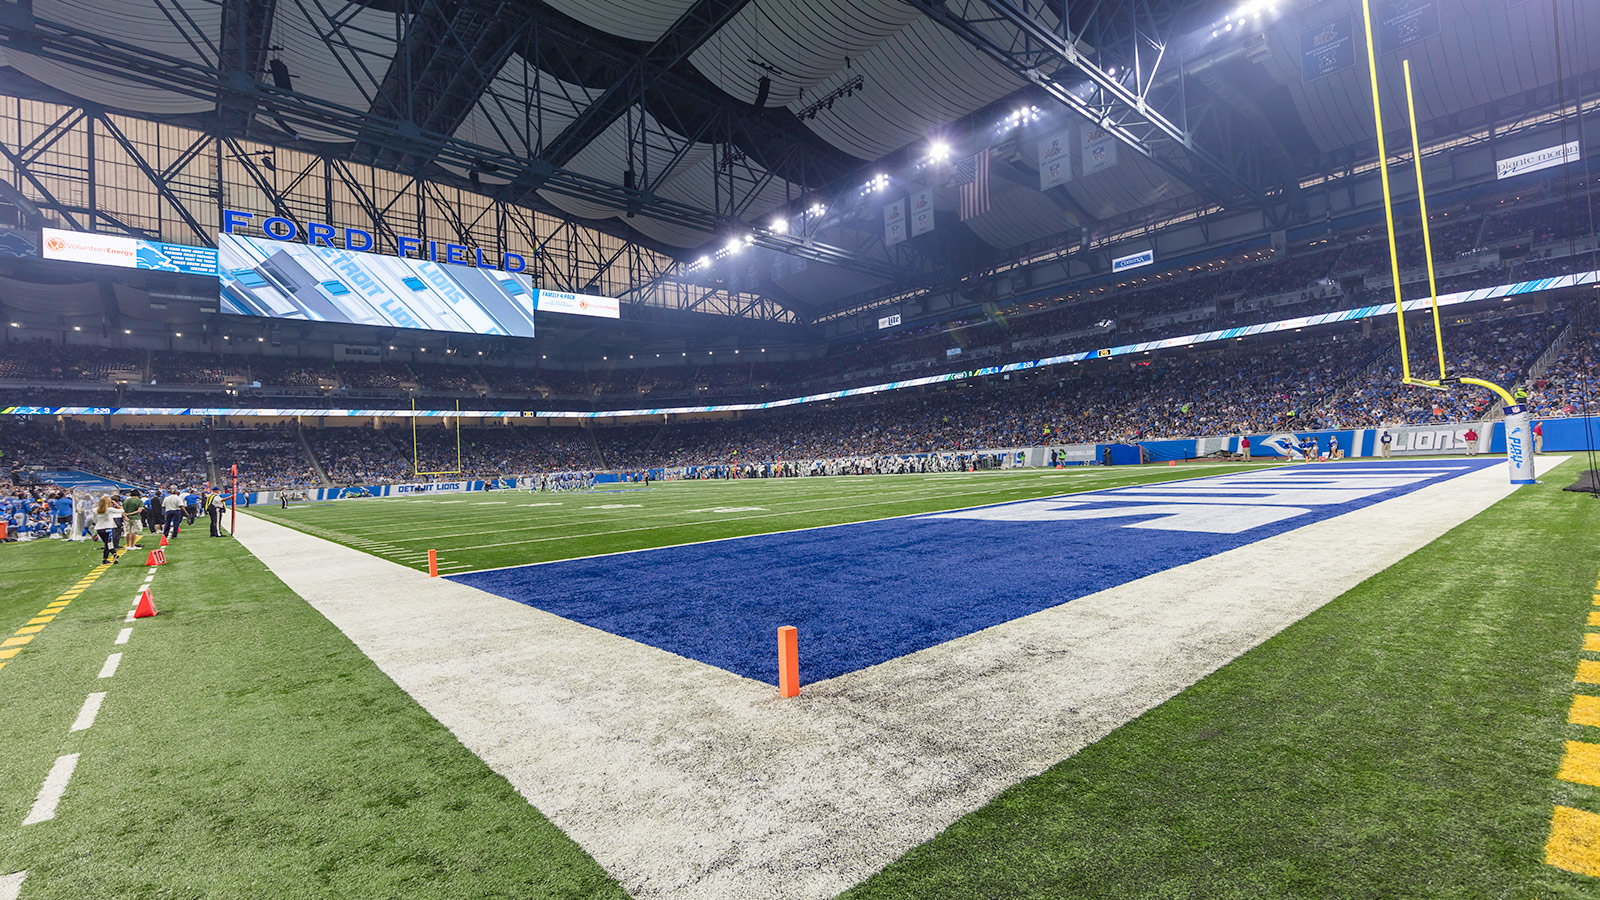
[123,610,135,623]
[69,692,107,732]
[115,628,131,645]
[0,870,25,900]
[97,653,121,679]
[233,460,1528,900]
[21,754,79,825]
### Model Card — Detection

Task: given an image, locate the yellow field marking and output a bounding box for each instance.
[1580,660,1600,685]
[45,600,69,609]
[57,591,81,599]
[3,635,37,647]
[1574,696,1600,728]
[13,625,45,636]
[1587,634,1600,653]
[1558,741,1600,788]
[25,616,53,626]
[1548,805,1600,877]
[0,648,18,659]
[1590,612,1600,628]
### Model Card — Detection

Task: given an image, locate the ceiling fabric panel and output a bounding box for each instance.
[0,0,221,114]
[796,16,1024,160]
[541,0,701,43]
[1257,0,1600,152]
[272,6,405,142]
[537,106,800,247]
[688,0,920,109]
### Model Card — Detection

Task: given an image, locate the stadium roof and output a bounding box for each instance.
[0,0,1595,320]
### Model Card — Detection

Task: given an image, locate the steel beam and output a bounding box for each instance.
[909,0,1269,210]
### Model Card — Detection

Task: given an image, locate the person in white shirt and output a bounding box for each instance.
[92,495,119,564]
[161,489,184,539]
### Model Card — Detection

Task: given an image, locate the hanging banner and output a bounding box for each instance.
[1496,140,1581,180]
[1081,126,1118,175]
[1300,16,1356,83]
[1038,130,1072,190]
[877,313,902,330]
[910,189,935,237]
[884,198,907,246]
[1378,0,1440,53]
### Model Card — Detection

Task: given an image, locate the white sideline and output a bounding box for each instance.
[70,692,106,732]
[22,754,79,825]
[115,628,131,645]
[97,653,121,679]
[233,460,1540,900]
[0,871,25,900]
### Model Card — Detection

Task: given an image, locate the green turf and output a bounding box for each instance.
[837,457,1600,900]
[247,463,1285,573]
[6,458,1596,899]
[0,533,625,899]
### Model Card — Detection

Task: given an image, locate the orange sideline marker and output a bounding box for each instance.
[778,625,799,698]
[159,534,168,546]
[428,549,438,578]
[145,549,166,567]
[134,589,158,618]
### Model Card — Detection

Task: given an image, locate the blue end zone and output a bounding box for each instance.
[450,460,1498,685]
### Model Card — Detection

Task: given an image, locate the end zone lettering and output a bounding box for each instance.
[222,210,526,273]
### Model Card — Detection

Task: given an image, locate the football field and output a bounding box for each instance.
[249,462,1284,572]
[2,457,1598,899]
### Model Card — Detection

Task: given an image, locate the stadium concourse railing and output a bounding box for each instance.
[2,265,1596,425]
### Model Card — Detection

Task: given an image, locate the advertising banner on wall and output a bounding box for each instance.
[1112,249,1154,272]
[534,289,620,319]
[42,227,218,276]
[219,233,538,337]
[1496,140,1581,180]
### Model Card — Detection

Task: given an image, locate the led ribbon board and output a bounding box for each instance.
[5,266,1591,420]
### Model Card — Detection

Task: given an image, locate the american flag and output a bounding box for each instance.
[955,149,991,221]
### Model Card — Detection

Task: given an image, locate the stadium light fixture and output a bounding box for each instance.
[257,337,264,342]
[769,219,787,234]
[929,141,951,163]
[725,239,742,255]
[175,332,182,337]
[123,329,131,334]
[7,322,15,327]
[72,325,80,331]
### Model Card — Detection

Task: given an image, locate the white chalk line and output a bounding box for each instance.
[115,628,131,645]
[97,653,121,679]
[22,754,79,825]
[0,870,25,900]
[69,692,106,732]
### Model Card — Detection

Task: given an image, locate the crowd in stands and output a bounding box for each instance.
[1316,312,1563,427]
[0,301,1587,487]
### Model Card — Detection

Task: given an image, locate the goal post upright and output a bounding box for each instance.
[1360,0,1416,385]
[1361,0,1533,483]
[1401,57,1448,383]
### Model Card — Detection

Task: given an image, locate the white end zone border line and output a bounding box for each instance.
[232,459,1552,900]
